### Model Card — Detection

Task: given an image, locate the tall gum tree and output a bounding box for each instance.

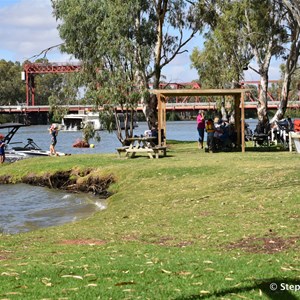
[52,0,204,129]
[271,2,300,123]
[283,0,300,27]
[190,22,252,121]
[196,0,287,130]
[190,2,253,87]
[243,0,287,130]
[0,60,25,106]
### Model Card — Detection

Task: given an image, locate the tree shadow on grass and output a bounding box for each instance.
[245,146,287,152]
[175,278,300,300]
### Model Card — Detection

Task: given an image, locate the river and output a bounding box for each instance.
[0,120,257,234]
[3,120,257,154]
[0,184,106,234]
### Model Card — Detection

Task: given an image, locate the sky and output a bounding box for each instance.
[0,0,281,83]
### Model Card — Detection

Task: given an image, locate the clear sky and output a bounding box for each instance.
[0,0,281,83]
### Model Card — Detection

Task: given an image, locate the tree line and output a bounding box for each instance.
[0,0,299,143]
[51,0,300,139]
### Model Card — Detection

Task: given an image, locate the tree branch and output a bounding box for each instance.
[27,43,65,61]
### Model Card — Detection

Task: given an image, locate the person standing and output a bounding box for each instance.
[205,118,215,152]
[0,138,5,164]
[197,110,205,149]
[49,124,59,156]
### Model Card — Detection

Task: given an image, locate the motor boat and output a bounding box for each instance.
[0,123,68,163]
[60,111,138,131]
[61,111,103,131]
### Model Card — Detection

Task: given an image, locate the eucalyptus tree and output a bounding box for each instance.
[0,60,25,106]
[51,0,203,132]
[192,0,288,130]
[144,0,204,126]
[243,0,288,130]
[190,16,252,122]
[283,0,300,27]
[191,1,252,88]
[52,0,151,142]
[270,2,300,123]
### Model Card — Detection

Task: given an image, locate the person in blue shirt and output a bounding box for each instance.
[0,139,5,164]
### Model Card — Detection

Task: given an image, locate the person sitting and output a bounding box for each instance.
[151,125,159,145]
[211,119,235,151]
[144,129,152,137]
[287,117,294,132]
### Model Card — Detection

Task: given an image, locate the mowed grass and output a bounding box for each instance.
[0,142,299,299]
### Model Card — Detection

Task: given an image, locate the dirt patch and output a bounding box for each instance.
[122,234,194,248]
[0,251,11,260]
[226,234,300,254]
[60,239,107,246]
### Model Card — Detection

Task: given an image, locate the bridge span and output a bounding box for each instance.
[1,101,300,114]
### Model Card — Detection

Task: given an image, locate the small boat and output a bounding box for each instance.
[0,123,68,163]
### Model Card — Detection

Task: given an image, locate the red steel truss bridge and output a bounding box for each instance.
[19,62,300,111]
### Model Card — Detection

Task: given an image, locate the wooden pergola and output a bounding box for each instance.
[151,88,249,152]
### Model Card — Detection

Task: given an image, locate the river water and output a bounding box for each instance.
[3,121,211,154]
[0,184,106,234]
[0,120,257,234]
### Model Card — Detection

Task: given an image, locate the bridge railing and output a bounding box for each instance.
[0,100,300,113]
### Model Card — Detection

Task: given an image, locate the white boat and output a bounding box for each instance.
[61,111,138,131]
[61,111,103,131]
[0,123,68,163]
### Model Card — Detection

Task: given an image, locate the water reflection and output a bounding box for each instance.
[0,184,106,234]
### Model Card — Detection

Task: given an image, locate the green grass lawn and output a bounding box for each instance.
[0,142,299,299]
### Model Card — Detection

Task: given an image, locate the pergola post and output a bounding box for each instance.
[241,91,245,153]
[157,94,166,146]
[234,94,241,147]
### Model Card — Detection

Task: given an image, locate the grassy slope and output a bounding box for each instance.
[0,143,299,299]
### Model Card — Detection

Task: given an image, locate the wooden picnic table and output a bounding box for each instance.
[116,136,166,159]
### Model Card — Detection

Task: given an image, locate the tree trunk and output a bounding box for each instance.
[270,8,300,123]
[143,0,168,129]
[270,73,290,123]
[257,74,269,133]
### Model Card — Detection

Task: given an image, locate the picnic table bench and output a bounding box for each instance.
[116,137,167,159]
[116,146,129,157]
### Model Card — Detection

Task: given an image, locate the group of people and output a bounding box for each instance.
[197,110,237,153]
